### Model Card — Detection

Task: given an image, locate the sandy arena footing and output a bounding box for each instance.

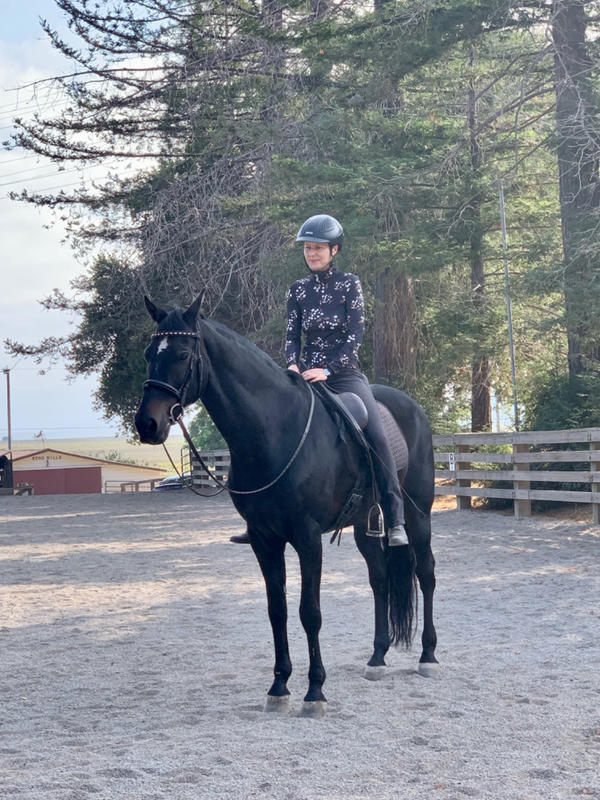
[1,492,599,800]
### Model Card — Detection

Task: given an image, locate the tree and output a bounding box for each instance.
[8,0,600,436]
[552,0,600,376]
[188,406,226,451]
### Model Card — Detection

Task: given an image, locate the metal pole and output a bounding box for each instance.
[498,180,520,430]
[2,368,11,454]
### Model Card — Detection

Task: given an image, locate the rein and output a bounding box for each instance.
[144,328,316,496]
[177,389,315,496]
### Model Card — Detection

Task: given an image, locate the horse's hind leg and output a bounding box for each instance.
[354,521,390,680]
[406,505,438,676]
[251,536,293,711]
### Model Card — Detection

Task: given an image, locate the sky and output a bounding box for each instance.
[0,1,169,442]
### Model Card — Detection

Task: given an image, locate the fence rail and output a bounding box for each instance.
[433,427,600,523]
[104,478,161,493]
[190,449,230,489]
[184,428,600,523]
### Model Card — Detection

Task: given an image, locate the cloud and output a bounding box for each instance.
[0,36,71,92]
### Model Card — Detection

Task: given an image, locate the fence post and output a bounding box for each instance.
[513,443,531,519]
[590,438,600,524]
[456,444,472,510]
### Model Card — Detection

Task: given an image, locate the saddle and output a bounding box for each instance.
[313,383,408,475]
[311,383,409,539]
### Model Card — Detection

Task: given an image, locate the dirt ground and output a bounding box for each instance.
[1,492,599,800]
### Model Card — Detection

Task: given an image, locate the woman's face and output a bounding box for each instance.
[303,241,338,272]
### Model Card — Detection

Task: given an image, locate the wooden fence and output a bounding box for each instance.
[433,427,600,523]
[186,428,600,523]
[190,449,230,489]
[104,478,162,493]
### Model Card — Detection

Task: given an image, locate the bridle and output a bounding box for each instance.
[143,330,203,425]
[142,328,316,496]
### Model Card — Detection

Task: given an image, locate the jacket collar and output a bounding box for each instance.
[310,265,336,284]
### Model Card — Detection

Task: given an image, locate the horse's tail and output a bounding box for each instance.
[387,545,417,649]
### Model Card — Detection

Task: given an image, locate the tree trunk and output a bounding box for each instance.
[370,0,418,394]
[552,0,600,375]
[373,269,417,393]
[468,50,492,431]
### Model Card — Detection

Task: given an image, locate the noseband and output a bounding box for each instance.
[143,330,202,424]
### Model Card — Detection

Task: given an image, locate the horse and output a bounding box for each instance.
[135,293,438,717]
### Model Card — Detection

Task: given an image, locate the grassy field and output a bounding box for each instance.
[9,435,187,472]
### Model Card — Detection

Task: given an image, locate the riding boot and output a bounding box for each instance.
[230,530,251,544]
[387,525,409,547]
[374,456,407,546]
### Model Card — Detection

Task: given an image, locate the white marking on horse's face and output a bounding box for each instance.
[156,337,169,354]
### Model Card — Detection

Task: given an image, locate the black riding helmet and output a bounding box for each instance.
[296,214,344,251]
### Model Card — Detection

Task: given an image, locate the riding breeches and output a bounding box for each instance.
[325,369,405,528]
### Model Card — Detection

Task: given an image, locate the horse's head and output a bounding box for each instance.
[135,293,205,444]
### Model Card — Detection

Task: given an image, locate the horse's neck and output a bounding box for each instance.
[200,323,306,464]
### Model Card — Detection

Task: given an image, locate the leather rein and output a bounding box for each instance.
[143,329,315,496]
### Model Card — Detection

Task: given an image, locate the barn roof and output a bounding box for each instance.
[0,448,166,472]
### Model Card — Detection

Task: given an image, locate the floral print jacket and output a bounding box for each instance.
[285,266,365,373]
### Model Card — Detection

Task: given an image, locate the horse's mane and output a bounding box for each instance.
[161,308,289,386]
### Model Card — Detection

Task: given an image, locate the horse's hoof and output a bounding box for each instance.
[364,665,386,681]
[264,694,292,713]
[418,661,440,678]
[298,701,327,719]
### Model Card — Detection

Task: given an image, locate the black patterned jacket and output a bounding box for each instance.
[285,266,365,373]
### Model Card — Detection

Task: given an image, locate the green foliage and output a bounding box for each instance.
[188,406,227,451]
[525,372,600,431]
[103,450,140,465]
[9,0,600,437]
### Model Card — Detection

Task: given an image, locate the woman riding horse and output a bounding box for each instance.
[135,216,438,712]
[231,213,407,547]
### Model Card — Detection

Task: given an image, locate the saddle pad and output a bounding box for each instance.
[376,401,409,475]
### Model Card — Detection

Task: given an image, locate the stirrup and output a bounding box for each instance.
[366,503,385,537]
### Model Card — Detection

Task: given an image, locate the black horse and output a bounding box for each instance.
[135,294,438,716]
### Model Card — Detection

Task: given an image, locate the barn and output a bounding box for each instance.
[1,448,166,495]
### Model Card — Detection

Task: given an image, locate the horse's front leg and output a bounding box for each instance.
[251,535,293,712]
[294,533,327,718]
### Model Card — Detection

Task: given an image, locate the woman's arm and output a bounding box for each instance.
[285,285,302,368]
[327,274,365,372]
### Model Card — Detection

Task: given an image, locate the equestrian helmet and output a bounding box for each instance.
[296,214,344,251]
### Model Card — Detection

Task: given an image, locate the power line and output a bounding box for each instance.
[0,154,44,166]
[0,162,79,181]
[0,170,87,189]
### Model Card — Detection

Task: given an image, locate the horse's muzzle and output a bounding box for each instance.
[135,402,171,445]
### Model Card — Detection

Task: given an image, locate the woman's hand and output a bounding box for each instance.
[301,368,329,382]
[287,364,301,374]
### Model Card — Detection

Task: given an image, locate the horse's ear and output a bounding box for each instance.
[183,291,205,326]
[144,296,167,323]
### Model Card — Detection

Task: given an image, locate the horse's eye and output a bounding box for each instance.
[177,352,191,362]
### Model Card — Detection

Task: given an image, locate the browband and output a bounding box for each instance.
[151,331,200,338]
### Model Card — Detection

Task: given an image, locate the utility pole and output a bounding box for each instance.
[2,368,11,454]
[498,181,520,431]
